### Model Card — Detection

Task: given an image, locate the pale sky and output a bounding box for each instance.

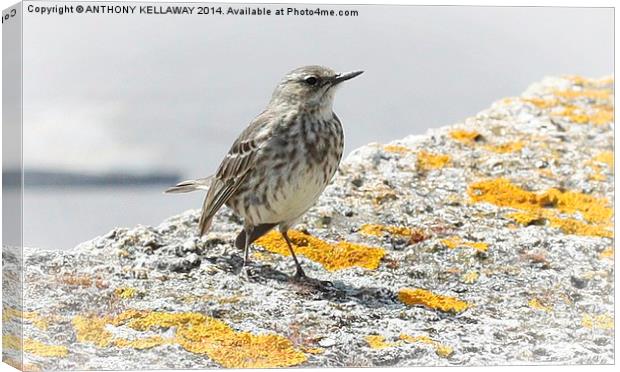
[21,4,613,177]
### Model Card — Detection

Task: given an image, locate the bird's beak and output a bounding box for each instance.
[332,70,364,85]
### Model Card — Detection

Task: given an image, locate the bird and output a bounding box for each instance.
[166,65,363,278]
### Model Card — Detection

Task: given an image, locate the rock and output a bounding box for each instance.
[3,75,613,370]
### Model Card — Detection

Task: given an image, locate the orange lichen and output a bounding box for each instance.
[440,236,488,252]
[581,314,614,330]
[416,150,451,170]
[449,129,481,143]
[398,288,469,313]
[254,230,385,271]
[468,178,613,238]
[3,336,68,358]
[72,310,307,368]
[58,274,93,287]
[399,334,453,358]
[383,144,411,154]
[485,141,524,154]
[364,335,399,349]
[372,187,398,206]
[528,298,552,313]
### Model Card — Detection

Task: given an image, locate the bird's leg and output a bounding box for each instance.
[241,226,255,278]
[281,230,306,279]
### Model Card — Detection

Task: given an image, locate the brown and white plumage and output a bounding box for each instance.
[166,65,363,278]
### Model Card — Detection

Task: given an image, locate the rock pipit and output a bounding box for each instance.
[166,65,363,278]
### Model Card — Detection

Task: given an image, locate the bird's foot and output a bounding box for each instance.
[240,264,259,281]
[292,267,307,281]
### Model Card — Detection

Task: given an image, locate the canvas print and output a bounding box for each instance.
[1,1,614,370]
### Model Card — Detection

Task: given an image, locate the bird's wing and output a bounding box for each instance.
[164,176,213,194]
[198,110,274,235]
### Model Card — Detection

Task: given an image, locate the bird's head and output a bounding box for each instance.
[270,65,363,111]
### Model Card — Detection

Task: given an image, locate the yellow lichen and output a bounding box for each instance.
[113,336,168,350]
[254,230,385,271]
[359,224,413,237]
[554,89,612,101]
[440,236,488,252]
[24,338,69,358]
[71,310,306,368]
[3,307,49,331]
[522,97,559,109]
[588,151,614,181]
[181,293,243,304]
[364,335,398,349]
[300,347,324,355]
[175,315,307,368]
[566,75,612,87]
[581,314,614,330]
[589,107,614,125]
[3,335,22,350]
[506,211,544,226]
[383,144,411,154]
[528,298,552,313]
[399,334,453,358]
[554,105,589,124]
[553,105,613,125]
[3,336,68,358]
[468,178,613,238]
[72,315,113,347]
[547,216,613,239]
[485,141,524,154]
[449,130,481,143]
[593,151,614,169]
[461,271,479,284]
[398,288,469,313]
[416,150,451,170]
[599,247,614,260]
[114,287,138,299]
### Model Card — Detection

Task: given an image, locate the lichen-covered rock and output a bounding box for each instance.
[3,75,614,369]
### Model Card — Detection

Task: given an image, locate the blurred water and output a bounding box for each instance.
[20,186,204,250]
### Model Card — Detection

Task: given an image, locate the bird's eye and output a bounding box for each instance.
[304,76,318,85]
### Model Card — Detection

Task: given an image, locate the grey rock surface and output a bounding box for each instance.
[2,75,614,370]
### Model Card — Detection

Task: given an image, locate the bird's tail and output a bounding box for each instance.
[164,176,213,194]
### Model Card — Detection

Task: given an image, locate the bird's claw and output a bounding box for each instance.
[240,265,259,281]
[292,268,307,281]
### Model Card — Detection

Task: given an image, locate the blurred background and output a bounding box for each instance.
[10,4,613,249]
